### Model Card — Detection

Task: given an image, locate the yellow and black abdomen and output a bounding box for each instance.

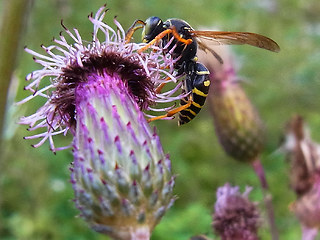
[178,62,210,125]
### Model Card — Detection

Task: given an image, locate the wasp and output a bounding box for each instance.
[126,17,280,125]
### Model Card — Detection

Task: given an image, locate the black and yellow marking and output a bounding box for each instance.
[178,63,210,125]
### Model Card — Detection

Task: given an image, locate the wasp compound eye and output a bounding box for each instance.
[142,16,163,42]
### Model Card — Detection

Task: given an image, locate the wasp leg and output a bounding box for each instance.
[125,19,145,43]
[147,95,193,122]
[155,76,172,93]
[138,27,193,53]
[169,26,193,45]
[155,82,167,94]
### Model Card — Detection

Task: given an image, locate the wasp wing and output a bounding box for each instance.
[197,39,224,64]
[191,31,280,52]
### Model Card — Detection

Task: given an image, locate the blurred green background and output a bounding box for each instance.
[1,0,320,239]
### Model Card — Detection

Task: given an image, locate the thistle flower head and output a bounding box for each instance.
[212,183,260,240]
[19,6,177,239]
[18,6,182,152]
[198,45,265,163]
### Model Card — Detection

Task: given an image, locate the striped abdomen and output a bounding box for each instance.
[178,62,210,125]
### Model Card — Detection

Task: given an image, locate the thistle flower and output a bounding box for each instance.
[198,45,264,163]
[212,183,260,240]
[18,6,178,239]
[18,6,182,152]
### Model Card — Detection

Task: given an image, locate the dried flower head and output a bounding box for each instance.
[282,115,320,196]
[212,183,260,240]
[18,6,182,152]
[283,116,320,233]
[293,173,320,229]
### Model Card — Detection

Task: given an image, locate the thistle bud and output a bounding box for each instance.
[198,45,264,162]
[212,184,260,240]
[71,74,175,239]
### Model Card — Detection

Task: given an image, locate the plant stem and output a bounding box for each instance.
[252,158,279,240]
[0,0,34,151]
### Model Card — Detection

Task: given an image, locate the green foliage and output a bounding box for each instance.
[1,0,320,239]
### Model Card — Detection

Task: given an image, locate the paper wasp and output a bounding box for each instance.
[126,17,280,125]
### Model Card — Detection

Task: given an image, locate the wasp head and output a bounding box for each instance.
[142,16,164,43]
